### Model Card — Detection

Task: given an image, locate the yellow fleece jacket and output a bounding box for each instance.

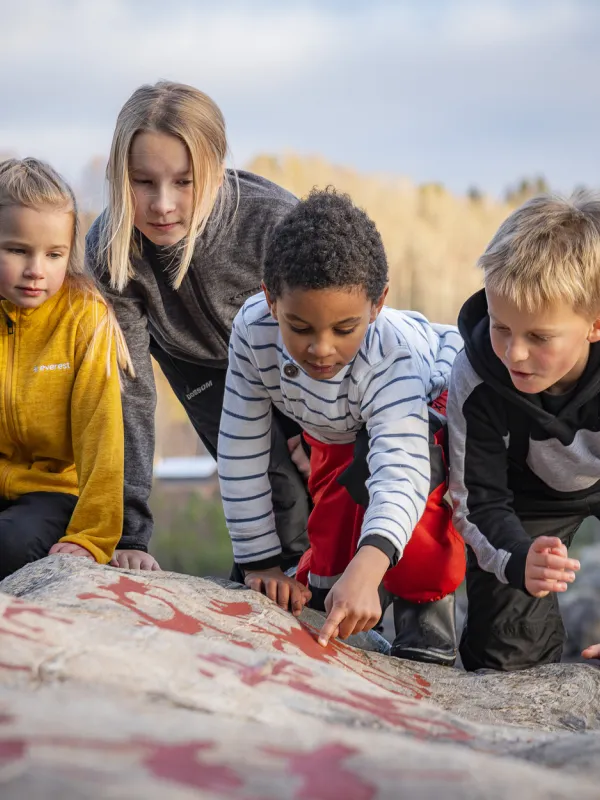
[0,282,124,563]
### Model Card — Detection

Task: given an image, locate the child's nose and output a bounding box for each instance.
[149,186,176,216]
[506,338,528,364]
[23,256,45,280]
[308,337,336,358]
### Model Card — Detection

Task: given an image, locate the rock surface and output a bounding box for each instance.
[0,556,599,799]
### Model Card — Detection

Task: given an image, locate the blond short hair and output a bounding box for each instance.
[0,157,133,376]
[481,192,600,317]
[103,80,235,292]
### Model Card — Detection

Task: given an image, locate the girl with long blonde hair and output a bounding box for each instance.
[0,157,132,577]
[86,81,309,572]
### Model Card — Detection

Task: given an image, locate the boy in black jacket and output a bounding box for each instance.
[448,192,600,671]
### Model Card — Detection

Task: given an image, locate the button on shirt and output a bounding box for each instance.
[283,362,299,378]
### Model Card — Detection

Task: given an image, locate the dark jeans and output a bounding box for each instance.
[460,513,584,671]
[0,491,78,580]
[150,344,310,574]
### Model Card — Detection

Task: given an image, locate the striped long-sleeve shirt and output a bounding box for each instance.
[218,293,462,566]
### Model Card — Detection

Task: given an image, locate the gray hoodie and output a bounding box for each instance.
[85,170,297,550]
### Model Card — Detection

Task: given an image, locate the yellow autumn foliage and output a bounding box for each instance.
[247,153,516,324]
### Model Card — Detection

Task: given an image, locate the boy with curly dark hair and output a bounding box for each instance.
[217,188,465,664]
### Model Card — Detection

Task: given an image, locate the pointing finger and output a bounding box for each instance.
[318,606,347,647]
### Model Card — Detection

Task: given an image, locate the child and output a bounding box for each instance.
[218,189,466,665]
[86,80,310,572]
[448,192,600,672]
[0,158,132,578]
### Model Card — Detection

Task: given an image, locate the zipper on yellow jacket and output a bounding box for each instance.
[0,306,17,497]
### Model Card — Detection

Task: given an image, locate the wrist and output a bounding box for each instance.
[346,545,390,583]
[505,541,531,592]
[118,540,149,553]
[245,565,284,577]
[358,534,398,567]
[237,554,281,574]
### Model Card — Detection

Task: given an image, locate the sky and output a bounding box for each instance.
[1,0,599,199]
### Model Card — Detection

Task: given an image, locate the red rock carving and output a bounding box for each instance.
[264,743,376,800]
[0,734,244,794]
[0,599,74,672]
[250,621,334,663]
[77,577,263,651]
[0,729,470,795]
[0,738,26,763]
[283,680,473,742]
[231,639,255,649]
[196,652,471,743]
[138,740,243,792]
[197,654,313,687]
[208,599,254,618]
[0,662,30,672]
[250,619,431,700]
[0,599,72,644]
[78,575,219,635]
[76,575,429,700]
[199,654,473,742]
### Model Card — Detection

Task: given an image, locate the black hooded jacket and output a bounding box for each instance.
[447,289,600,591]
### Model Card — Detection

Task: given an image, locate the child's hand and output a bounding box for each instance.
[318,545,389,647]
[287,435,311,481]
[524,536,580,598]
[244,566,311,616]
[49,542,95,560]
[582,643,600,660]
[110,550,161,571]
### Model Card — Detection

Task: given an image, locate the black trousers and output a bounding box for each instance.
[150,345,310,573]
[0,491,78,580]
[460,513,585,672]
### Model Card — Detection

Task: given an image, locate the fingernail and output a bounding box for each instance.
[318,637,327,647]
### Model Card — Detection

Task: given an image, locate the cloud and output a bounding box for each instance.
[1,0,335,119]
[1,0,599,194]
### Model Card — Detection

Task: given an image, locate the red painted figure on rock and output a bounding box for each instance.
[217,189,466,666]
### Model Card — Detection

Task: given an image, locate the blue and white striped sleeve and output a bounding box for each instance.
[357,349,431,561]
[357,320,461,560]
[427,322,462,402]
[217,313,281,566]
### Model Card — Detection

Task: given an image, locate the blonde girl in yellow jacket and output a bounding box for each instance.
[0,158,132,578]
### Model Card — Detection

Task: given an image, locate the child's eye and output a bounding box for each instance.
[335,328,356,336]
[531,333,550,343]
[492,324,509,334]
[289,325,311,334]
[48,252,64,259]
[132,178,153,185]
[7,247,26,255]
[177,179,193,186]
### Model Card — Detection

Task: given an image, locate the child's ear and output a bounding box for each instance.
[369,285,389,323]
[588,316,600,343]
[262,282,278,320]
